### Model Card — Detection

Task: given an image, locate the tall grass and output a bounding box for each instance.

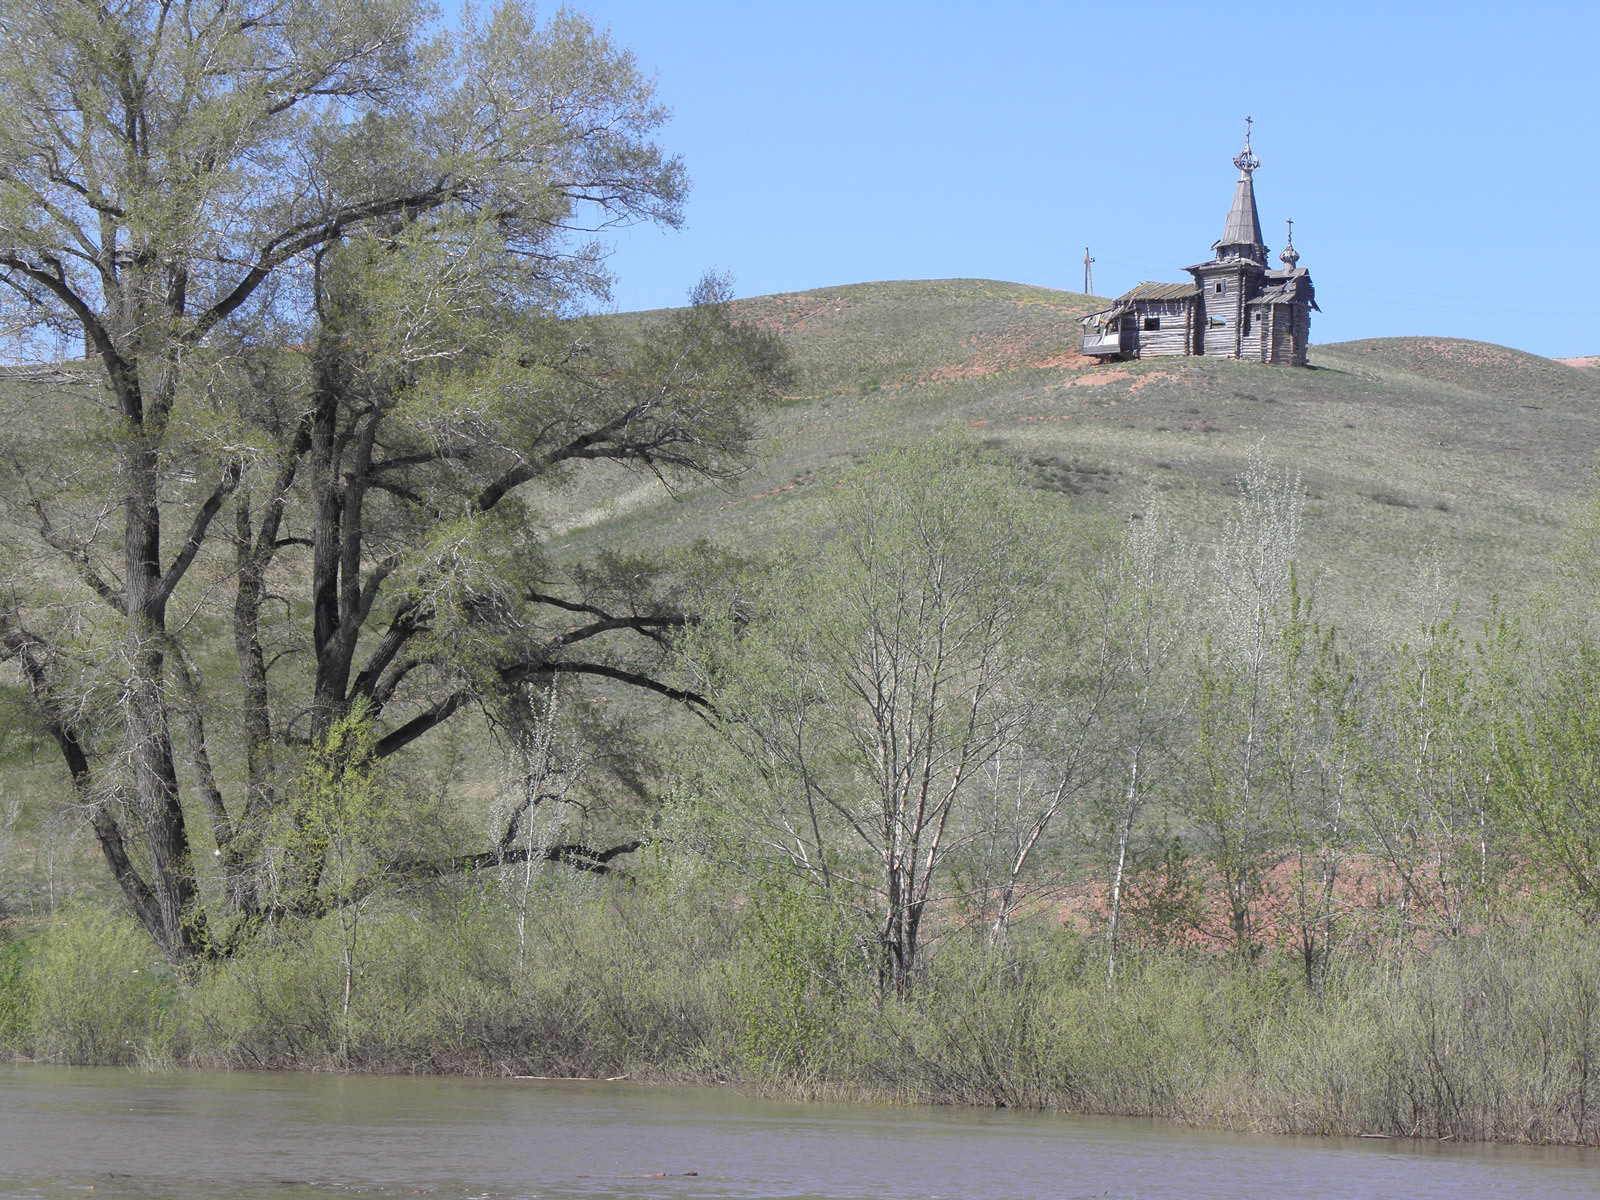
[7,882,1600,1145]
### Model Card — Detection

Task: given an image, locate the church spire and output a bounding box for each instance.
[1216,117,1266,263]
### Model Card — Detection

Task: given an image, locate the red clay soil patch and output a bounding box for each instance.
[1029,352,1098,370]
[1061,368,1133,388]
[1128,371,1177,393]
[999,852,1477,954]
[915,338,1093,384]
[1558,356,1600,370]
[719,473,815,511]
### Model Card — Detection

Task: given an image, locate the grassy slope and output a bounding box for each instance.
[551,279,1600,640]
[14,283,1595,645]
[6,280,1600,896]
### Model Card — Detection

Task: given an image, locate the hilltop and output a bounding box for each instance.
[6,278,1596,642]
[550,278,1600,638]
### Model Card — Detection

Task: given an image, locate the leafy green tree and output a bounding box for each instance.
[0,0,787,963]
[1492,641,1600,920]
[684,445,1098,995]
[1272,577,1358,987]
[1359,609,1509,938]
[1093,489,1193,980]
[274,701,387,1060]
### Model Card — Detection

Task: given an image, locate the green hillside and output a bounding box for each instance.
[550,279,1600,637]
[6,277,1599,891]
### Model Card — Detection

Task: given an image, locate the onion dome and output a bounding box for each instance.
[1279,218,1300,270]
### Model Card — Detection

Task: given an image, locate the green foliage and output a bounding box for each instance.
[1359,608,1509,935]
[1493,643,1600,918]
[9,886,1600,1144]
[278,701,388,909]
[733,878,857,1074]
[0,684,47,765]
[0,923,35,1051]
[26,905,174,1065]
[1121,835,1208,941]
[182,873,737,1075]
[683,442,1098,989]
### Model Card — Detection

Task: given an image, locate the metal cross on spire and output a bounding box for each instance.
[1233,116,1260,174]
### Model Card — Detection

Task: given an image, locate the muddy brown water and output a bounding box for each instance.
[1,1065,1597,1199]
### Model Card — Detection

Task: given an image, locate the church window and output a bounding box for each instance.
[1144,316,1161,331]
[1215,282,1224,294]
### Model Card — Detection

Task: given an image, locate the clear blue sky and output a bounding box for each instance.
[554,1,1599,357]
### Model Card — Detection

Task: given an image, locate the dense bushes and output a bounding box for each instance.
[8,877,1600,1145]
[13,905,174,1065]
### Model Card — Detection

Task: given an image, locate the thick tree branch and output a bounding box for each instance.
[393,838,645,883]
[191,185,461,341]
[368,477,444,520]
[264,837,645,921]
[373,659,709,759]
[153,458,243,610]
[350,603,423,700]
[0,611,161,929]
[543,613,688,652]
[472,406,642,513]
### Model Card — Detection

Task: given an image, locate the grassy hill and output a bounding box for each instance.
[7,277,1600,899]
[17,277,1586,640]
[550,278,1600,639]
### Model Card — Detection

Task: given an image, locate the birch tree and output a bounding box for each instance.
[1097,491,1192,980]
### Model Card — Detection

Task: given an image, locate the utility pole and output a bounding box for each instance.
[1083,247,1095,296]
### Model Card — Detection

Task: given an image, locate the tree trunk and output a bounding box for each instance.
[1106,751,1140,983]
[122,427,204,961]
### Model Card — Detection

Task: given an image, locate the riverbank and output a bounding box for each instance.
[5,880,1600,1149]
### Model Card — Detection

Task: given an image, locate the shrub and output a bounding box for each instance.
[28,905,174,1065]
[0,923,36,1053]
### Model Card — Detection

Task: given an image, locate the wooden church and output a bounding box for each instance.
[1081,125,1318,366]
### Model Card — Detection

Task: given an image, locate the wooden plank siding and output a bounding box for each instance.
[1269,303,1293,364]
[1247,301,1311,365]
[1289,304,1310,367]
[1128,297,1196,357]
[1194,268,1253,358]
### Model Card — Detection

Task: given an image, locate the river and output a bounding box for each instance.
[1,1065,1595,1199]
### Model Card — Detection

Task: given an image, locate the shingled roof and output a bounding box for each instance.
[1217,170,1266,255]
[1249,269,1320,312]
[1116,281,1199,303]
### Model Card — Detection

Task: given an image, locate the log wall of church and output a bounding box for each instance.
[1269,304,1293,364]
[1130,300,1195,357]
[1197,270,1248,358]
